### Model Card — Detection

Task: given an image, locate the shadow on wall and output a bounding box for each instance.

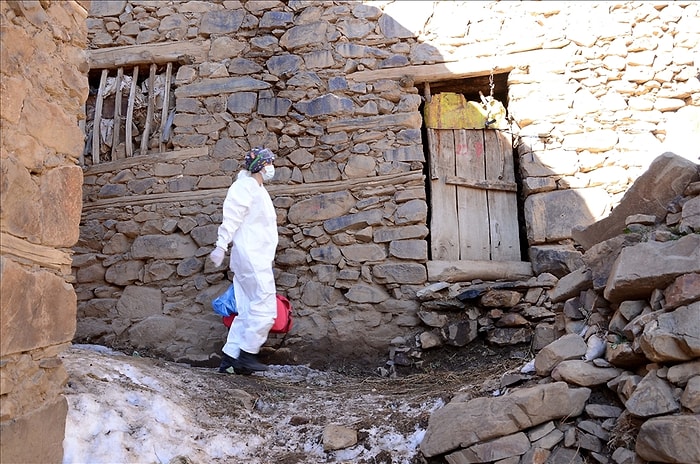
[72,1,700,369]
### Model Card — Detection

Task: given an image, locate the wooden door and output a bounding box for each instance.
[427,127,520,262]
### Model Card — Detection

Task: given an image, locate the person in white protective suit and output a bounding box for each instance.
[209,146,278,374]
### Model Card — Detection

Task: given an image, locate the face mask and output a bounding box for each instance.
[261,165,275,181]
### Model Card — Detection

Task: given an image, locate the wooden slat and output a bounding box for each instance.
[428,124,438,181]
[159,62,172,152]
[110,67,123,161]
[484,130,521,261]
[346,48,568,85]
[456,129,490,260]
[140,63,157,156]
[427,259,533,283]
[92,69,108,165]
[139,63,158,155]
[125,66,139,157]
[84,147,208,175]
[445,176,517,192]
[88,40,209,69]
[347,59,514,85]
[428,128,459,260]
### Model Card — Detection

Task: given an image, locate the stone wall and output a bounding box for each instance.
[74,1,700,366]
[0,1,89,462]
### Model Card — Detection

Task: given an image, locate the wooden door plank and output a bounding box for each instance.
[445,175,516,192]
[111,67,123,161]
[456,129,490,260]
[140,63,157,156]
[125,66,139,157]
[92,69,108,165]
[484,130,521,261]
[428,128,460,260]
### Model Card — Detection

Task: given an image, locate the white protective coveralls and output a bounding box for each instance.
[215,170,278,359]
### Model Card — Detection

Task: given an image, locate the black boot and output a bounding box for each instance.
[219,352,253,376]
[234,350,268,372]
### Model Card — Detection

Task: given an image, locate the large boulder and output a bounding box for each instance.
[572,153,699,250]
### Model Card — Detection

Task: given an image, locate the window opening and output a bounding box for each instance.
[83,62,176,167]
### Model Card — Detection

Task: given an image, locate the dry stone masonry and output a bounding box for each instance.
[74,0,700,369]
[0,1,89,462]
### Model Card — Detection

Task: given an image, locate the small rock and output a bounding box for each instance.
[322,424,358,451]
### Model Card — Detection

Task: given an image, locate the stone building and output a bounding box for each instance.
[0,1,90,462]
[0,0,698,461]
[72,0,700,368]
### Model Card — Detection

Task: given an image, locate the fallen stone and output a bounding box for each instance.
[604,233,700,302]
[534,333,588,376]
[445,431,530,464]
[420,382,590,457]
[548,267,593,304]
[551,360,623,387]
[667,359,700,386]
[663,272,700,310]
[635,414,700,464]
[625,371,680,418]
[322,424,357,451]
[680,375,700,413]
[639,301,700,362]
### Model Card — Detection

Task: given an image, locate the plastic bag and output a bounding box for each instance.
[212,284,237,317]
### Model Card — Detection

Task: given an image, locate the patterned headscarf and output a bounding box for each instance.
[244,147,275,173]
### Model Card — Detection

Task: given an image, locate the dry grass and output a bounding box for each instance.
[607,410,643,451]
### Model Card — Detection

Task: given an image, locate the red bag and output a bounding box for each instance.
[222,294,293,334]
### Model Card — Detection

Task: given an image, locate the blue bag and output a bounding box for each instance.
[212,284,237,317]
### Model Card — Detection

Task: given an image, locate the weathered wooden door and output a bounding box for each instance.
[426,98,521,262]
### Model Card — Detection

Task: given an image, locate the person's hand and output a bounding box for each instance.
[210,247,226,267]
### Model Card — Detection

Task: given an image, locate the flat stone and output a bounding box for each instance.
[524,188,610,244]
[604,234,700,302]
[0,397,68,464]
[199,9,245,34]
[625,371,680,418]
[0,258,76,353]
[175,77,270,98]
[115,285,162,320]
[551,360,623,387]
[421,382,590,457]
[636,414,700,463]
[131,234,198,260]
[322,424,357,451]
[89,0,127,17]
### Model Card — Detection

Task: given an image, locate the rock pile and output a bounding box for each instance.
[405,153,699,463]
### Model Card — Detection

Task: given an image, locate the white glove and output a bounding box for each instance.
[210,246,226,267]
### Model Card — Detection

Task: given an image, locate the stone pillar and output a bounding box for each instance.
[0,1,89,462]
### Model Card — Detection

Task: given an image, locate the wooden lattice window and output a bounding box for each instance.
[83,62,176,166]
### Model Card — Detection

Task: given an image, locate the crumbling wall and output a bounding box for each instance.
[74,1,700,366]
[0,1,89,462]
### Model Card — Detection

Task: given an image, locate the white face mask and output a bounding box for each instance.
[261,165,275,181]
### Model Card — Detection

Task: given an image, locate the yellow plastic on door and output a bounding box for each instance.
[424,92,506,130]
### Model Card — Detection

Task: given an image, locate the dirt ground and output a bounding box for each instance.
[62,340,528,464]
